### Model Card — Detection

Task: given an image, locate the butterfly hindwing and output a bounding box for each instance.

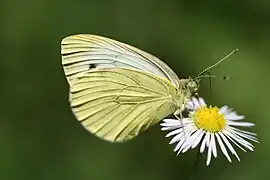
[70,68,179,142]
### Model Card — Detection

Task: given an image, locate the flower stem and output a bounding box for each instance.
[189,149,201,180]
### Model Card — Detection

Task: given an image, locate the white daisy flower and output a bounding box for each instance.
[160,97,258,166]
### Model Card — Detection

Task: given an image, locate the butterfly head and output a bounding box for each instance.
[179,78,200,96]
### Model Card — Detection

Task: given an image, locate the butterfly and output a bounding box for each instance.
[61,34,236,142]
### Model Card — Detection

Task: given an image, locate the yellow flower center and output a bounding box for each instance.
[193,106,226,132]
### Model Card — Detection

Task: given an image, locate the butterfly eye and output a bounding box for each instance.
[183,83,190,90]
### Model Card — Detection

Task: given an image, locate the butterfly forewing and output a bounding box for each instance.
[69,68,179,142]
[61,34,180,87]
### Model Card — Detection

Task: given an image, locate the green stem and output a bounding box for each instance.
[188,149,201,180]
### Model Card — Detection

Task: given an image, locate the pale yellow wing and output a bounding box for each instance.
[69,68,179,142]
[61,34,180,87]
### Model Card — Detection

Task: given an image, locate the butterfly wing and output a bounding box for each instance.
[69,68,179,142]
[61,34,180,87]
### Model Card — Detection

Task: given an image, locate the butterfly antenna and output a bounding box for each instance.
[194,74,216,80]
[207,72,212,95]
[197,49,238,77]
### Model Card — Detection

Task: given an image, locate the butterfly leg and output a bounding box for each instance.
[173,103,185,120]
[174,104,187,139]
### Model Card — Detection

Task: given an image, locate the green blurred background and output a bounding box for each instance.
[1,0,269,179]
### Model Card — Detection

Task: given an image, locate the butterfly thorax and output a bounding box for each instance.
[174,78,199,108]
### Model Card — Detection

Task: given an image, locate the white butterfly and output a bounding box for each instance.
[61,34,235,142]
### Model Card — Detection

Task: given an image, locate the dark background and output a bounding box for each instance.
[1,0,269,179]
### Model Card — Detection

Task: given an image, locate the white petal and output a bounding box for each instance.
[186,101,195,110]
[182,144,192,153]
[227,121,255,127]
[170,132,184,144]
[225,128,256,146]
[162,119,182,125]
[179,127,197,152]
[174,136,186,152]
[198,97,206,106]
[192,97,201,109]
[211,134,217,158]
[161,126,175,131]
[219,132,240,161]
[206,132,211,147]
[175,126,195,153]
[200,132,210,153]
[200,136,207,153]
[230,128,258,143]
[224,129,254,151]
[191,129,205,149]
[225,112,245,120]
[184,128,200,145]
[223,130,247,152]
[166,128,182,137]
[206,138,213,166]
[231,127,257,136]
[215,133,232,162]
[219,106,229,114]
[161,124,182,131]
[160,118,186,131]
